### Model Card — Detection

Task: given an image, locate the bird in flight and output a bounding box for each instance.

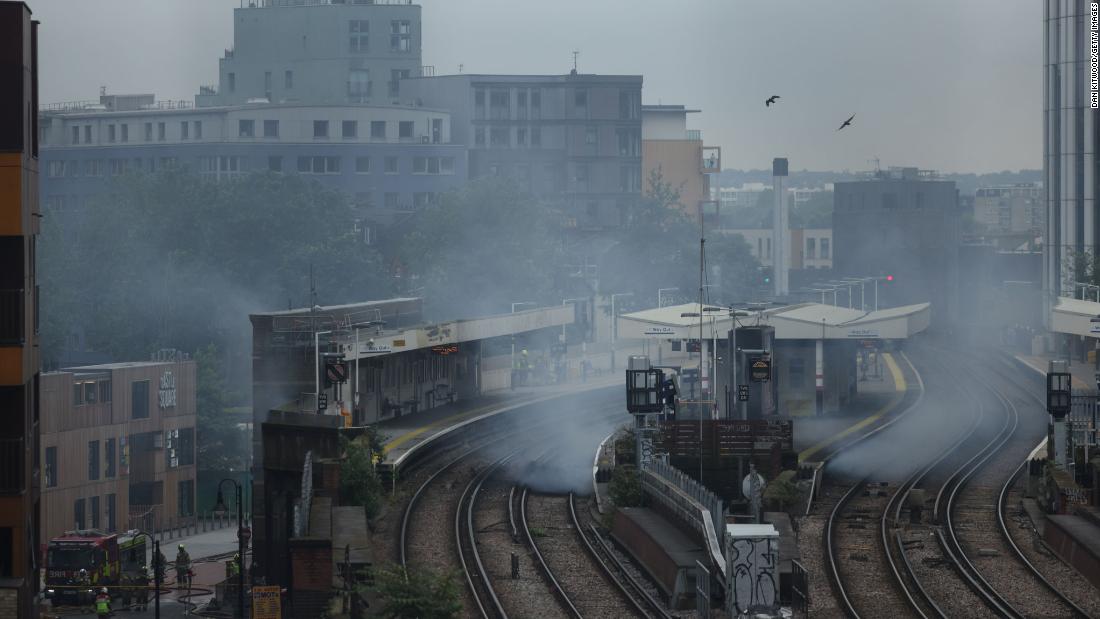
[765,95,780,107]
[837,114,855,131]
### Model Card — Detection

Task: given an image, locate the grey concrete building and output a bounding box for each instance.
[833,168,960,324]
[974,183,1042,234]
[402,72,643,228]
[1043,1,1098,314]
[196,0,428,108]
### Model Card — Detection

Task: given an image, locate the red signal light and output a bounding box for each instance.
[886,275,894,282]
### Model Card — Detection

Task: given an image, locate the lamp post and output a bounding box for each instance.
[214,479,246,619]
[657,287,679,308]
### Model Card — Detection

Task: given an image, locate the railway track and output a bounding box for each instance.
[520,489,670,618]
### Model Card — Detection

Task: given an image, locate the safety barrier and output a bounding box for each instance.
[641,460,727,584]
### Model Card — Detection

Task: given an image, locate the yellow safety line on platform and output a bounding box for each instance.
[382,397,537,455]
[797,352,907,463]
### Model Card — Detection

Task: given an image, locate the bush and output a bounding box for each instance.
[340,435,384,519]
[608,465,644,508]
[367,564,463,619]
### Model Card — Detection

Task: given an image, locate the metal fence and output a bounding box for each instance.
[641,459,727,584]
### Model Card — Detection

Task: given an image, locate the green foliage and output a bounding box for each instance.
[339,435,384,519]
[395,176,565,320]
[367,564,463,619]
[763,469,802,511]
[38,169,390,365]
[608,465,644,508]
[194,344,247,472]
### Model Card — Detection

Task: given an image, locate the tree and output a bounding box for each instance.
[194,344,247,472]
[339,435,384,519]
[396,176,565,320]
[368,565,463,619]
[608,465,643,507]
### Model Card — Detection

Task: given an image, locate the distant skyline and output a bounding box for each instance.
[26,0,1039,173]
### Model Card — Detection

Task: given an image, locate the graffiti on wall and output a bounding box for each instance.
[727,535,778,614]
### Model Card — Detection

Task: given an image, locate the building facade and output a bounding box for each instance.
[39,98,466,227]
[39,357,197,542]
[0,3,40,616]
[718,228,832,270]
[196,0,427,108]
[402,72,644,228]
[1044,1,1098,310]
[833,168,960,323]
[974,183,1042,234]
[641,105,709,218]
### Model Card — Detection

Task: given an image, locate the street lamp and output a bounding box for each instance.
[214,479,246,619]
[657,287,679,308]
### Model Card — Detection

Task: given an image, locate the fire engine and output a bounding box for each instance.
[45,529,145,605]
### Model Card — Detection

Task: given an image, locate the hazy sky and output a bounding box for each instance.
[26,0,1039,173]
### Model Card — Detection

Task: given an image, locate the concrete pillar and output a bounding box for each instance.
[815,339,824,416]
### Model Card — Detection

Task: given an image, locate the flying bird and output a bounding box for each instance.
[837,114,855,131]
[765,95,780,107]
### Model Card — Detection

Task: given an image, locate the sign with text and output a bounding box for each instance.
[252,585,281,619]
[431,345,459,356]
[738,385,750,402]
[645,326,677,336]
[750,357,771,382]
[846,328,880,339]
[158,370,177,409]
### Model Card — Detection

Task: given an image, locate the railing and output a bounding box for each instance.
[40,100,100,112]
[259,0,412,6]
[686,129,702,141]
[641,459,727,584]
[0,289,25,345]
[0,438,24,494]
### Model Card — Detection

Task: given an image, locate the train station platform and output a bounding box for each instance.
[1015,353,1093,390]
[794,351,912,462]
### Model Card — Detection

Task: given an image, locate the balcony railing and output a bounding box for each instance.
[0,438,25,494]
[0,289,25,345]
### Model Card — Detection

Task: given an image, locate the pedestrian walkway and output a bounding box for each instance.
[1016,353,1094,389]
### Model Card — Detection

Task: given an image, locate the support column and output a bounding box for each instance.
[815,339,824,416]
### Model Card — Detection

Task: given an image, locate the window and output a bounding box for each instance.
[342,120,358,139]
[194,121,202,139]
[354,192,372,208]
[531,126,541,147]
[531,90,541,119]
[88,440,100,481]
[159,157,177,170]
[413,156,427,174]
[390,20,411,52]
[109,159,127,176]
[617,128,640,156]
[348,69,371,98]
[84,159,103,176]
[575,89,588,108]
[177,428,195,466]
[517,127,527,146]
[575,163,589,185]
[806,238,816,260]
[398,121,413,139]
[619,90,640,119]
[384,192,399,209]
[370,120,386,139]
[144,123,152,141]
[313,120,329,139]
[228,72,236,92]
[432,118,442,143]
[45,446,56,488]
[157,122,166,141]
[106,494,116,532]
[620,165,640,192]
[389,69,409,97]
[105,438,116,478]
[90,496,100,529]
[268,156,282,172]
[412,157,450,174]
[440,157,454,174]
[384,156,398,174]
[264,71,272,98]
[178,480,194,517]
[84,125,92,143]
[490,90,510,120]
[295,156,341,174]
[181,121,189,140]
[585,126,598,146]
[107,125,116,143]
[355,156,371,173]
[285,70,293,89]
[47,161,64,178]
[120,124,128,142]
[264,119,279,138]
[820,238,830,259]
[490,127,509,147]
[413,192,435,208]
[474,126,485,146]
[517,90,528,120]
[239,119,255,138]
[71,126,79,144]
[84,381,97,404]
[74,499,85,530]
[349,19,369,52]
[132,380,150,419]
[99,380,112,403]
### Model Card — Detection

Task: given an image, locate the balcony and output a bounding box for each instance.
[0,289,25,345]
[686,129,701,142]
[0,438,24,494]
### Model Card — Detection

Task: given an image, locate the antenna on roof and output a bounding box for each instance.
[458,63,464,73]
[572,50,579,74]
[99,85,106,97]
[309,263,317,309]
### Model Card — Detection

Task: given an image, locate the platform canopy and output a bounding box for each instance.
[1051,296,1100,338]
[617,302,931,341]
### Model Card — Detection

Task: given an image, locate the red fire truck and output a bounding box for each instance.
[45,529,143,606]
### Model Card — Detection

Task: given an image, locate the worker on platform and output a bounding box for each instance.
[227,553,241,578]
[95,587,112,617]
[134,565,150,611]
[175,544,192,589]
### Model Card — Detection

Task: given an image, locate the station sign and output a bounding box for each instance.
[737,385,750,401]
[431,345,459,356]
[645,326,677,336]
[750,357,771,382]
[846,328,880,339]
[359,343,392,355]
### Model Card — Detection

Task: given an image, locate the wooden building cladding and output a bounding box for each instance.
[39,360,197,542]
